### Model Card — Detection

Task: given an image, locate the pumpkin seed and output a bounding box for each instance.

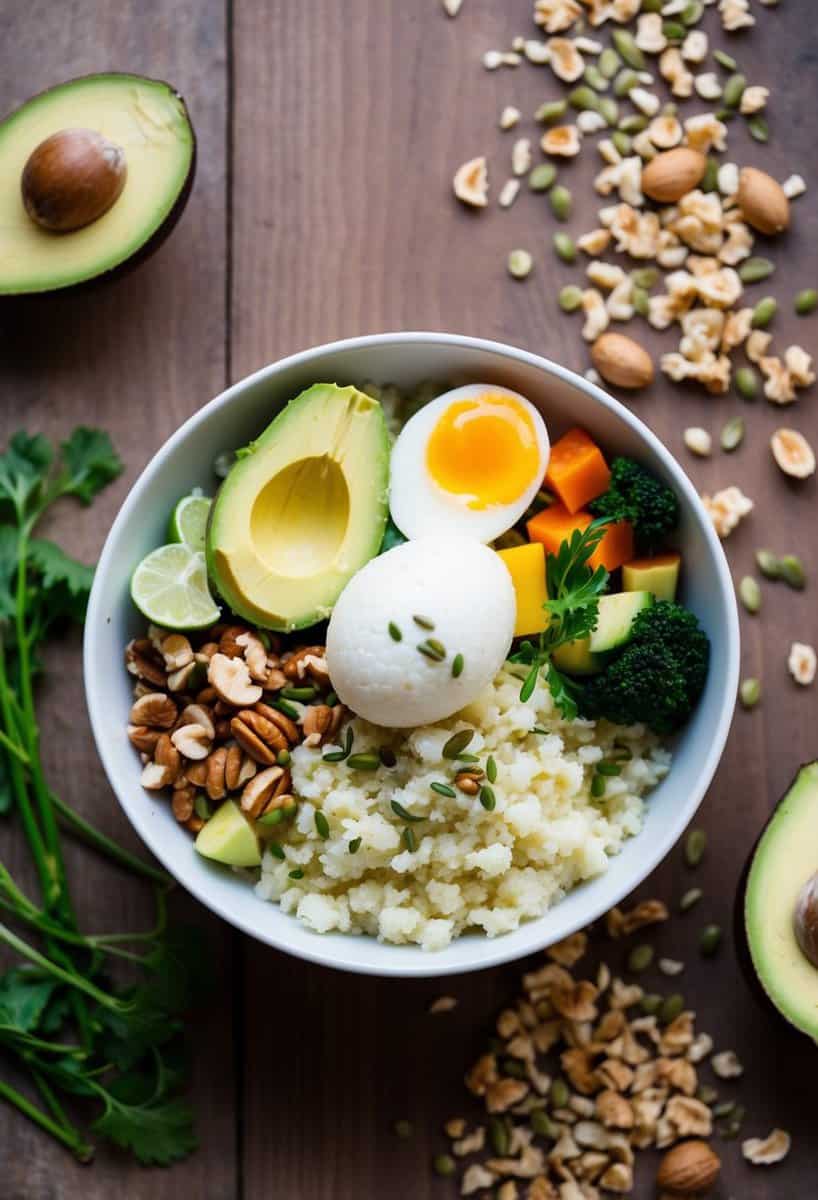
[550,1078,569,1108]
[739,678,761,709]
[348,837,362,854]
[612,129,632,157]
[288,867,305,881]
[613,68,640,97]
[738,256,775,284]
[559,284,584,312]
[392,799,424,822]
[508,248,533,280]
[712,1101,736,1119]
[722,73,747,109]
[748,115,769,143]
[682,0,703,23]
[402,826,416,853]
[584,64,608,92]
[679,887,703,913]
[529,163,557,191]
[535,99,568,123]
[486,755,498,783]
[662,20,685,41]
[633,288,650,318]
[530,1108,556,1138]
[568,85,600,112]
[660,993,685,1025]
[451,652,465,678]
[347,752,380,771]
[194,795,211,821]
[697,1084,719,1105]
[599,97,619,126]
[701,157,719,193]
[273,697,299,719]
[755,549,781,579]
[596,761,622,777]
[598,48,621,79]
[631,267,659,289]
[388,621,402,641]
[640,993,662,1016]
[480,784,497,811]
[685,828,707,868]
[715,107,736,123]
[281,685,317,701]
[433,1154,456,1178]
[734,366,759,399]
[700,924,722,956]
[794,288,818,316]
[443,729,474,759]
[751,296,777,328]
[267,840,285,857]
[550,185,572,221]
[627,943,654,973]
[779,554,806,589]
[612,29,645,70]
[314,810,330,838]
[738,576,761,614]
[553,232,576,263]
[591,774,606,799]
[413,613,435,630]
[393,1119,413,1139]
[713,49,738,71]
[488,1116,510,1156]
[720,416,745,452]
[276,748,291,767]
[618,113,647,134]
[430,781,457,798]
[642,0,663,11]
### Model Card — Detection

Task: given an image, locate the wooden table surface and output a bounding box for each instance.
[2,2,817,1197]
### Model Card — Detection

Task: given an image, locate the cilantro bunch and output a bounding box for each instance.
[510,518,611,720]
[0,430,200,1165]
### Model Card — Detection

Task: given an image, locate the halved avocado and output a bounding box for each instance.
[207,383,390,631]
[195,801,261,868]
[0,73,195,294]
[741,761,818,1041]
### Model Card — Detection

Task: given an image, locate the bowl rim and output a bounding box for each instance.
[84,330,740,977]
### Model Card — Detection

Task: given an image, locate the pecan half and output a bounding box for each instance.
[254,701,299,744]
[241,765,291,819]
[128,724,161,754]
[172,785,195,823]
[224,742,257,791]
[231,710,286,764]
[206,747,229,802]
[154,733,181,784]
[130,692,178,729]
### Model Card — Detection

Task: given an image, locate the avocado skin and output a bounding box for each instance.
[0,72,196,298]
[735,760,818,1042]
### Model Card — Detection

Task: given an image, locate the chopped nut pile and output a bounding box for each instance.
[126,623,343,832]
[427,897,792,1196]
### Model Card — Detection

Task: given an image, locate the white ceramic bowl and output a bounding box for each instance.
[84,333,739,977]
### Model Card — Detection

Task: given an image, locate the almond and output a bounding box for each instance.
[738,167,790,235]
[641,147,707,203]
[591,332,655,390]
[656,1140,721,1194]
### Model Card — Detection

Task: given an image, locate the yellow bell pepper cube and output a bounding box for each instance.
[497,542,549,637]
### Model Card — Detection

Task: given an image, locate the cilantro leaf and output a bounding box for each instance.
[60,428,123,506]
[92,1094,197,1165]
[545,663,582,723]
[0,968,59,1032]
[29,539,94,600]
[0,525,18,621]
[0,433,53,515]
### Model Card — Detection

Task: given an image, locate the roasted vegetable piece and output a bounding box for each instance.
[545,427,611,514]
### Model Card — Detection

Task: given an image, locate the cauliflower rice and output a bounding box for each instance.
[256,666,670,949]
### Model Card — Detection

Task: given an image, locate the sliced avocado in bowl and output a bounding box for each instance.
[552,591,653,676]
[0,73,195,295]
[738,761,818,1041]
[207,383,390,631]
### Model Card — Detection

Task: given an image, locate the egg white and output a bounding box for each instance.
[325,536,516,727]
[389,383,549,543]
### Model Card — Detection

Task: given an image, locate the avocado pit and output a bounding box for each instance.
[22,127,127,232]
[794,872,818,968]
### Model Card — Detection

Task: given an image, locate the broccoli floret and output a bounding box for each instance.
[578,600,709,735]
[589,457,679,553]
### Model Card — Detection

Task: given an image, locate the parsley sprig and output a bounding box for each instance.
[0,428,201,1166]
[510,518,611,720]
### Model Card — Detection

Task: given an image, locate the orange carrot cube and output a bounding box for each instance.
[545,427,611,514]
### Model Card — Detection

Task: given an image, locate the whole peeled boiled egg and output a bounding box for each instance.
[325,536,516,727]
[389,383,549,543]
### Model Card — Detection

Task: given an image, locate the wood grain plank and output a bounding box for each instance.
[0,1,236,1196]
[233,1,818,1196]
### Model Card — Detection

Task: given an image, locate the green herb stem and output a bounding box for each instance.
[49,793,171,888]
[0,1078,94,1162]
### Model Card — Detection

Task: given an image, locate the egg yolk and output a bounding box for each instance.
[425,394,541,509]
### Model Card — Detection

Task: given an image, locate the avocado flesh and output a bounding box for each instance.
[589,591,653,654]
[195,801,261,868]
[623,555,680,602]
[745,761,818,1041]
[207,383,390,631]
[0,74,194,294]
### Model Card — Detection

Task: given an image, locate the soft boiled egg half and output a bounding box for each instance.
[389,383,549,543]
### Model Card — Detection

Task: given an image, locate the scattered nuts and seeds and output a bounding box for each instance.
[770,428,816,479]
[742,1127,792,1166]
[788,642,817,687]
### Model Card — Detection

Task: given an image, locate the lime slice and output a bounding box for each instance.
[168,493,211,553]
[131,544,220,630]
